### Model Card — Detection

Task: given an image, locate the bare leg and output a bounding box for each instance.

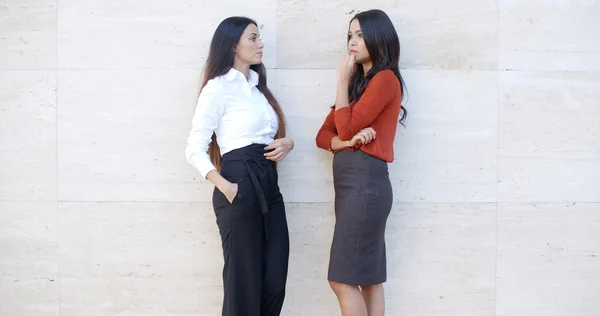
[329,281,368,316]
[360,284,385,316]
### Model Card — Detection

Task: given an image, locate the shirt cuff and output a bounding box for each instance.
[191,155,217,179]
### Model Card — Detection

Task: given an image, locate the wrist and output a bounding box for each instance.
[337,77,350,86]
[217,179,232,192]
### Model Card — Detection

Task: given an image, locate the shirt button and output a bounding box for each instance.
[237,194,243,198]
[239,178,244,183]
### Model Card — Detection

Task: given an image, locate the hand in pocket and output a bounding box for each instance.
[221,182,238,204]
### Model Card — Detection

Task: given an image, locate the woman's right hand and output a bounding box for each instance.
[349,127,376,147]
[206,170,239,204]
[221,181,238,204]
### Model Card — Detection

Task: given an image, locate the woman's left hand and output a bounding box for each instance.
[264,137,294,161]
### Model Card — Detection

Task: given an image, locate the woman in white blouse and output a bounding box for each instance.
[185,16,294,316]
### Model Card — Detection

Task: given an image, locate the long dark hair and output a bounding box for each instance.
[348,9,407,123]
[200,16,286,171]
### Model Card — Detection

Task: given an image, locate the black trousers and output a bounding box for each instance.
[212,144,290,316]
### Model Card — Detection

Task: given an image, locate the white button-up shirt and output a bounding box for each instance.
[185,68,279,178]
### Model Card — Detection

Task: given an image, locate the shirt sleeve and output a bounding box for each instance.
[334,70,399,140]
[185,79,225,179]
[315,107,338,151]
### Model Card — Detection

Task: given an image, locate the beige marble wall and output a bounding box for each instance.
[1,0,599,315]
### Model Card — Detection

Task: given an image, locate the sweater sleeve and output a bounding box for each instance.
[334,70,399,140]
[315,108,337,151]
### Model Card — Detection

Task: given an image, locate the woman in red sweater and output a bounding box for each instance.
[315,9,407,316]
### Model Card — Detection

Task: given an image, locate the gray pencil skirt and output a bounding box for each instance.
[328,149,393,286]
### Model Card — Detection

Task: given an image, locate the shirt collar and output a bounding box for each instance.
[225,68,259,87]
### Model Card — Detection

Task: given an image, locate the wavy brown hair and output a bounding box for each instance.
[200,16,286,171]
[348,9,407,123]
